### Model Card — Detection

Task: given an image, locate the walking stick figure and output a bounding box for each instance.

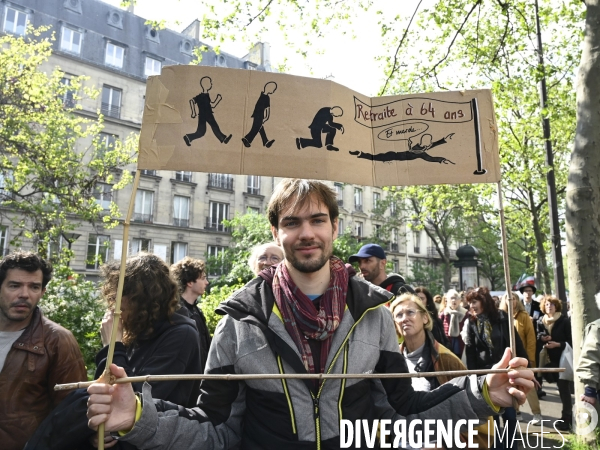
[183,76,232,146]
[242,82,277,148]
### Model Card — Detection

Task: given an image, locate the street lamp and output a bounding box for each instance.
[61,232,81,266]
[453,244,481,291]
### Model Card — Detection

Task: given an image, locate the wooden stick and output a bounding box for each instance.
[56,366,564,391]
[497,180,519,411]
[98,170,141,450]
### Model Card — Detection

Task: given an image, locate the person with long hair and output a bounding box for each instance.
[391,293,489,449]
[499,293,543,424]
[536,295,572,431]
[414,286,450,348]
[439,288,468,357]
[27,253,202,449]
[464,287,528,450]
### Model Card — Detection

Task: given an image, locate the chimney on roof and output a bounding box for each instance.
[127,1,134,14]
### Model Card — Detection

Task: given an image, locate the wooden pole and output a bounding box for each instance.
[98,170,141,450]
[497,180,520,410]
[57,366,564,391]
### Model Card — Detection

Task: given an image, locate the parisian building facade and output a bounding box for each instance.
[2,0,458,285]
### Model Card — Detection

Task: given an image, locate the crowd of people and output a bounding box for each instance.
[0,178,597,450]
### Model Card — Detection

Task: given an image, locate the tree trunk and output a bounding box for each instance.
[529,200,552,293]
[565,0,600,441]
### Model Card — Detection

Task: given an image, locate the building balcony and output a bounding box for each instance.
[133,213,153,223]
[247,187,260,195]
[101,102,120,119]
[208,174,234,191]
[173,218,189,227]
[427,247,456,259]
[205,217,230,233]
[354,204,363,212]
[337,199,344,207]
[389,243,399,252]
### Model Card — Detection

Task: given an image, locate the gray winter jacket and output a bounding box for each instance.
[120,276,497,450]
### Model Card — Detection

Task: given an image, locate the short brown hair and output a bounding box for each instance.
[0,251,52,288]
[540,295,563,314]
[101,253,179,346]
[170,256,206,293]
[267,179,338,228]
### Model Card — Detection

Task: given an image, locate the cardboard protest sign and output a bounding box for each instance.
[138,66,500,186]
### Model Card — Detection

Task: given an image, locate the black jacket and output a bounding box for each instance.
[523,299,542,320]
[536,314,572,366]
[25,314,201,450]
[465,310,528,370]
[177,297,212,373]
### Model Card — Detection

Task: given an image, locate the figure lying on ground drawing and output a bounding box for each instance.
[349,133,455,164]
[242,82,277,148]
[184,76,232,146]
[296,106,344,151]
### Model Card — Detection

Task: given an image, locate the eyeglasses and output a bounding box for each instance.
[258,255,281,263]
[394,309,419,321]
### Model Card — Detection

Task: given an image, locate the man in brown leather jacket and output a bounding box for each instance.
[0,251,86,450]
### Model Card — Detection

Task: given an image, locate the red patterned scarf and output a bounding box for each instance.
[260,257,349,373]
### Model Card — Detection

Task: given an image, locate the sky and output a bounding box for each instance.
[101,0,416,96]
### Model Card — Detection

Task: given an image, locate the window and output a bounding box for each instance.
[98,132,118,156]
[131,238,150,255]
[86,234,110,270]
[105,42,124,68]
[144,56,161,77]
[207,201,229,232]
[0,171,13,201]
[374,224,381,238]
[101,85,121,119]
[60,26,82,54]
[0,226,8,257]
[207,245,227,275]
[175,171,192,182]
[390,201,397,217]
[140,169,156,176]
[171,242,188,263]
[373,192,381,209]
[355,221,363,237]
[59,77,76,108]
[208,173,233,190]
[93,183,112,209]
[47,236,66,261]
[334,183,344,207]
[393,259,399,273]
[247,176,260,195]
[391,228,399,252]
[134,190,153,223]
[354,188,363,212]
[247,206,260,214]
[338,218,344,235]
[413,229,420,253]
[3,7,27,35]
[173,195,190,227]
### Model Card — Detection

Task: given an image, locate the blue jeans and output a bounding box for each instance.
[493,407,517,450]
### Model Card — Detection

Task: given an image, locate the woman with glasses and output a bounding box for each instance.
[464,287,527,450]
[536,295,572,431]
[390,293,490,448]
[248,242,284,275]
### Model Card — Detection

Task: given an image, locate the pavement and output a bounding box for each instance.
[512,383,574,449]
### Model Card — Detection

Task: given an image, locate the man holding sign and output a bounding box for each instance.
[87,179,533,450]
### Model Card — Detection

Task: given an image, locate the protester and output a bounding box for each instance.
[391,293,489,449]
[500,293,543,424]
[464,287,528,450]
[247,242,283,275]
[414,286,450,347]
[171,256,212,373]
[0,251,86,450]
[536,295,573,431]
[348,243,414,295]
[86,179,534,450]
[576,291,600,407]
[439,288,468,357]
[26,253,202,449]
[433,294,443,312]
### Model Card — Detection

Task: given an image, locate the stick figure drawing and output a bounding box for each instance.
[183,76,232,146]
[349,133,455,164]
[296,106,344,151]
[242,82,277,148]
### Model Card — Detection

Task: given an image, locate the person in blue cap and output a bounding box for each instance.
[349,244,448,346]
